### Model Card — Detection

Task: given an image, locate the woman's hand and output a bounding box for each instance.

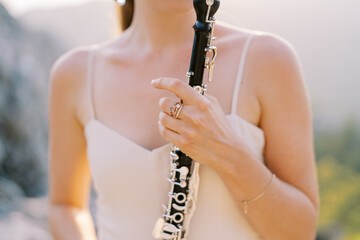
[151,77,245,166]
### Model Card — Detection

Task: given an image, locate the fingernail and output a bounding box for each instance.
[151,78,160,85]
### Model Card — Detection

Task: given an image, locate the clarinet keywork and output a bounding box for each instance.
[152,1,220,239]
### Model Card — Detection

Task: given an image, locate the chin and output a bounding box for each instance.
[147,0,194,13]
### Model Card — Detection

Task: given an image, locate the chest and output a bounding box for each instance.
[87,46,255,150]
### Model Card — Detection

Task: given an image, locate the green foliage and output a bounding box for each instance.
[315,118,360,240]
[316,118,360,172]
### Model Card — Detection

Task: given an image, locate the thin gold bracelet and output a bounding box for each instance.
[240,173,276,215]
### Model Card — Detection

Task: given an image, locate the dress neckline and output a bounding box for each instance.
[85,33,261,155]
[85,113,264,154]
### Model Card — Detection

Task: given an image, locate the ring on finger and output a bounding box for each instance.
[170,101,184,119]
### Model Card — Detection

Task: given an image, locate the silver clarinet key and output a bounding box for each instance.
[174,192,187,204]
[170,151,179,160]
[162,223,180,240]
[172,203,187,212]
[167,178,187,188]
[174,166,189,182]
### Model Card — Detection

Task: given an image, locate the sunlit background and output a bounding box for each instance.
[0,0,359,239]
[3,0,96,15]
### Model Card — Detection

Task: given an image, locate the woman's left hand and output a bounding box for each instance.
[151,77,243,166]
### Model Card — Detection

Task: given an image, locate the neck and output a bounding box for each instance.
[123,2,196,53]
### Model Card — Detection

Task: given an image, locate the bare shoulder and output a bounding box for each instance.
[50,35,126,87]
[215,25,305,102]
[250,31,302,75]
[215,23,305,117]
[49,35,130,125]
[217,22,300,67]
[248,31,306,104]
[50,46,92,93]
[49,46,94,127]
[216,23,302,74]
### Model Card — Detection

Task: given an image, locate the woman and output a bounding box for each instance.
[48,0,319,239]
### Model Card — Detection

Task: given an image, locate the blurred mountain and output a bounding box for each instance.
[0,2,63,213]
[19,0,360,129]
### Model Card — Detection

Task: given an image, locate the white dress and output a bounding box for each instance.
[85,32,265,239]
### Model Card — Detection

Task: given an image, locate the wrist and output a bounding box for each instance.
[207,135,253,171]
[207,136,274,201]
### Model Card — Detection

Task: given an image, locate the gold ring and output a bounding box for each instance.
[170,101,183,119]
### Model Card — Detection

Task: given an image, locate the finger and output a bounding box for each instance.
[158,121,184,147]
[151,78,203,105]
[159,97,176,116]
[159,109,203,146]
[159,97,185,119]
[159,112,185,134]
[159,97,196,121]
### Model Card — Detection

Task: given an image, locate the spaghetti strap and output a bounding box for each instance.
[87,45,97,120]
[230,32,257,115]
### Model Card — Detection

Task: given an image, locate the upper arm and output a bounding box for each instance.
[251,33,319,210]
[48,47,92,209]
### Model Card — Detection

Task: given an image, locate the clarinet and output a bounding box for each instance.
[153,1,220,239]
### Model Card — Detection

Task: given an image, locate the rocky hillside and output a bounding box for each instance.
[0,2,63,213]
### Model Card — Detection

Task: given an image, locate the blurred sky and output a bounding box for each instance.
[1,0,104,15]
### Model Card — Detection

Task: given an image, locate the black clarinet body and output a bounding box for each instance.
[189,0,220,87]
[153,1,220,239]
